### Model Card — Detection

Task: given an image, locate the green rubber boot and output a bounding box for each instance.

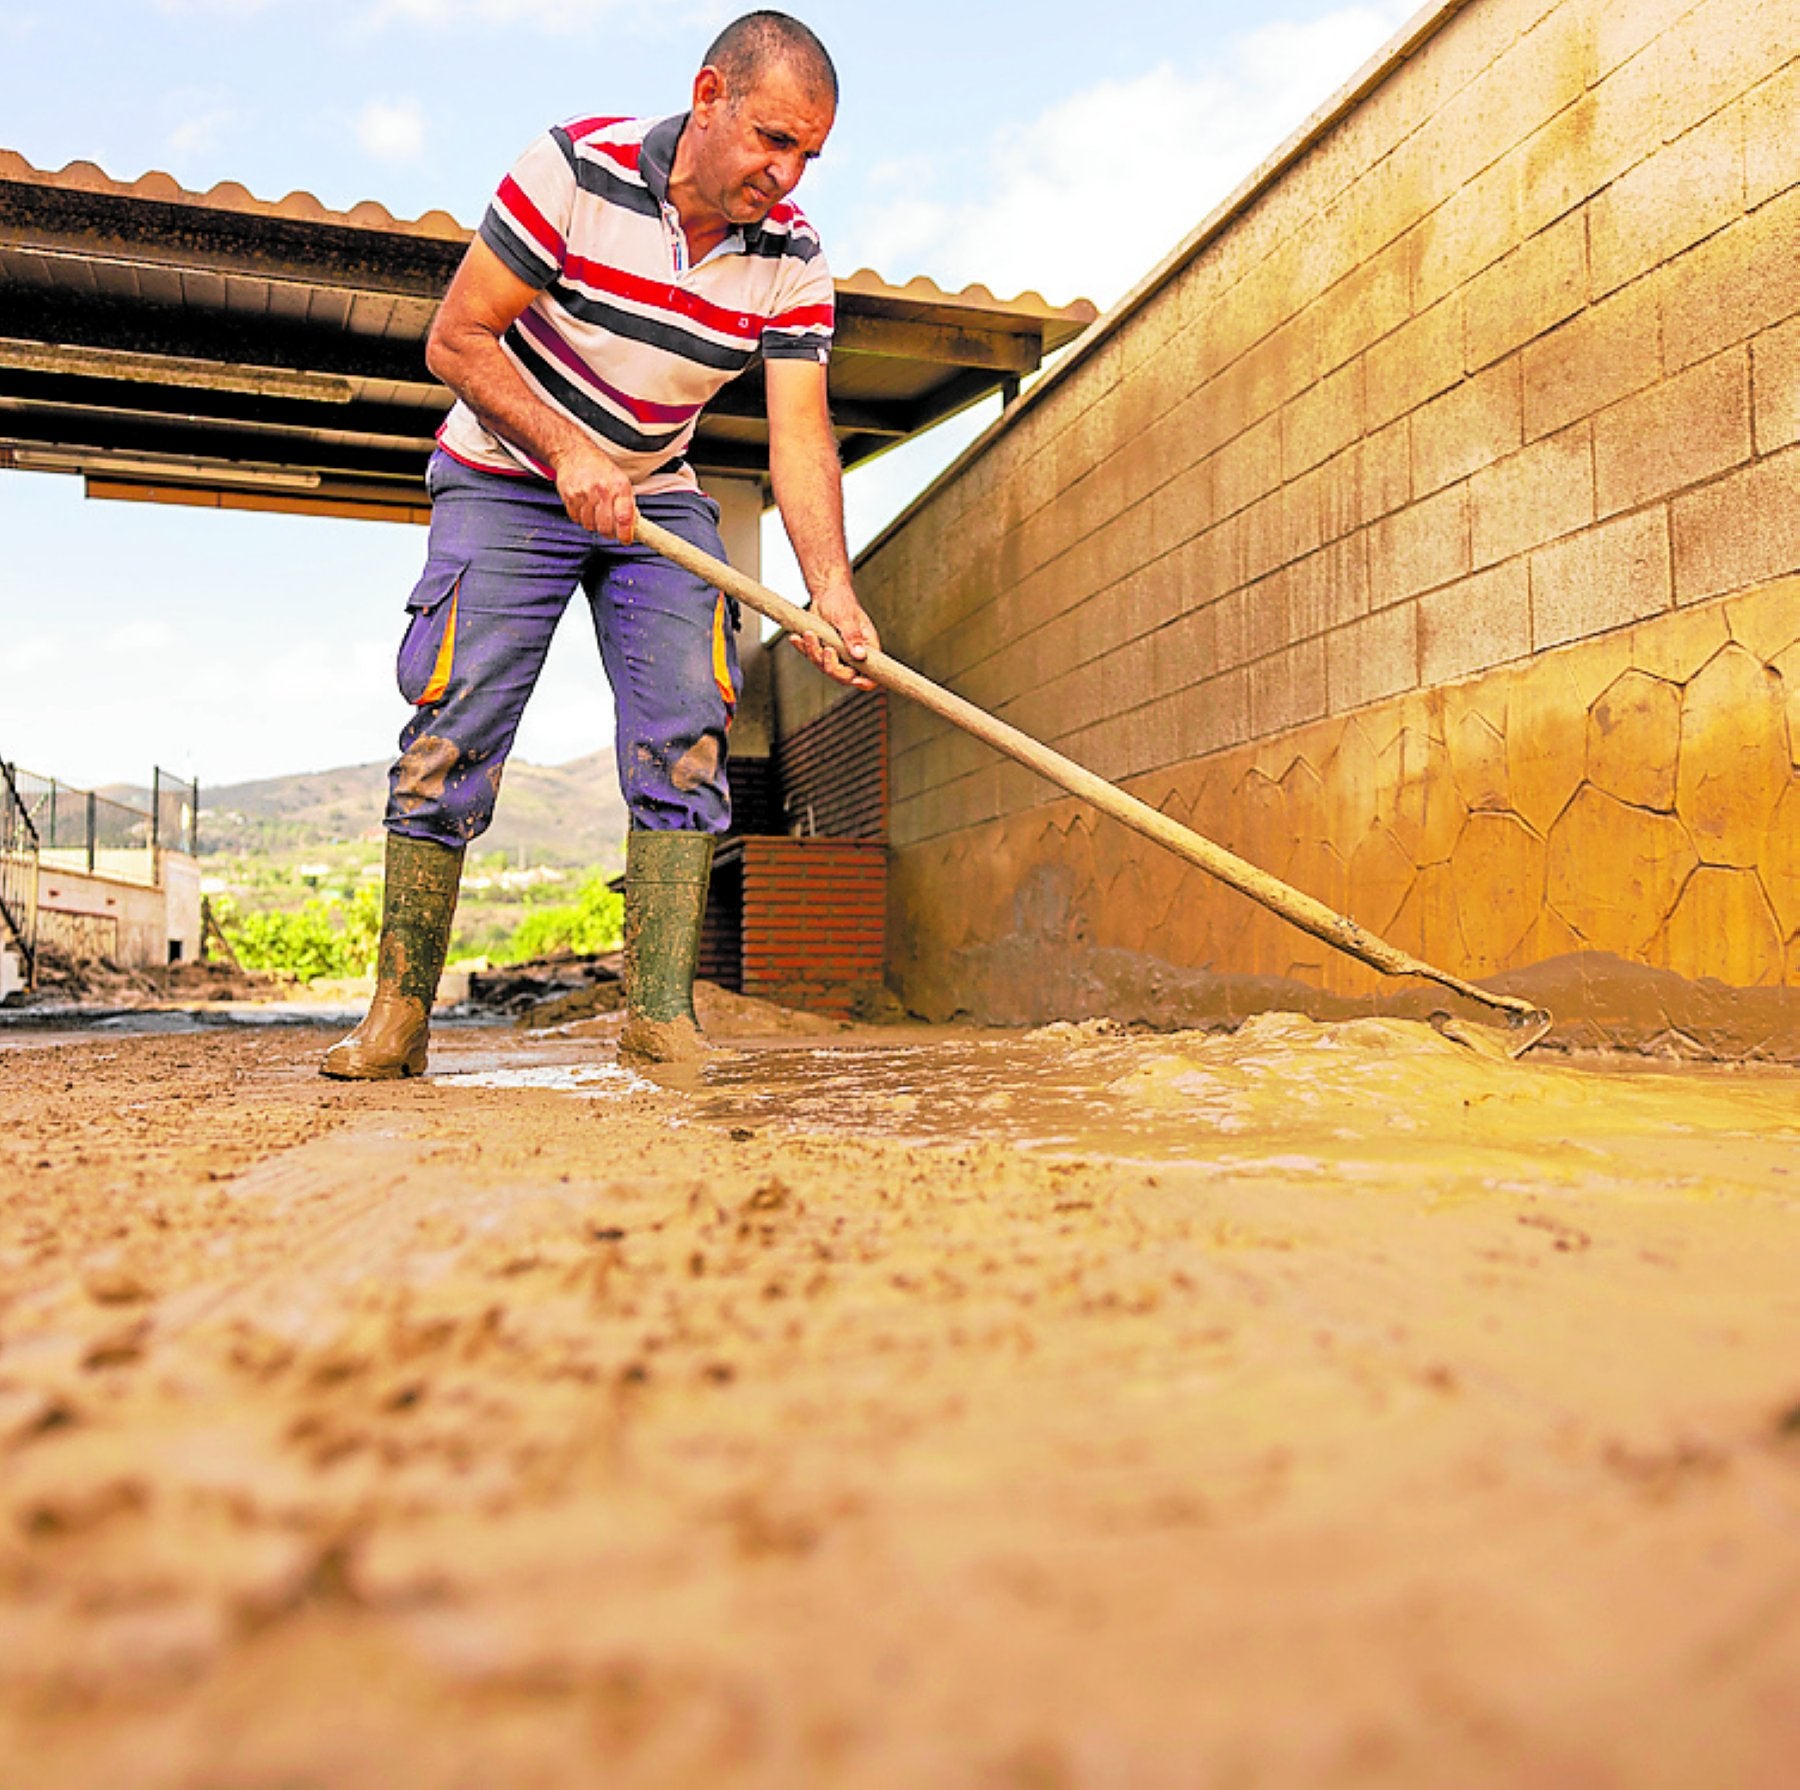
[320,834,464,1080]
[618,829,715,1065]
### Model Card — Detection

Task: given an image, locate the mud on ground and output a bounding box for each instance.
[1,1010,1798,1788]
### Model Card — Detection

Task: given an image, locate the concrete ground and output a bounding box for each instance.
[1,1006,1797,1788]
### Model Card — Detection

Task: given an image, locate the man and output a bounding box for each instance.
[323,11,875,1079]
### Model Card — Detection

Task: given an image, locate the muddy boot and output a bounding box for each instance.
[321,835,464,1080]
[617,829,715,1065]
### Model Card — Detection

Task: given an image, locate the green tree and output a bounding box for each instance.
[219,884,383,981]
[494,875,624,962]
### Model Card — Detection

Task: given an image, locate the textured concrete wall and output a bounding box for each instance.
[37,861,175,967]
[850,0,1800,1052]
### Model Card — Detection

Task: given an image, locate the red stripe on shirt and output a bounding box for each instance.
[767,303,835,331]
[497,176,564,262]
[589,138,642,172]
[434,429,551,482]
[567,115,627,141]
[562,254,763,339]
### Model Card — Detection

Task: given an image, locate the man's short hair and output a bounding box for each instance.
[703,11,838,106]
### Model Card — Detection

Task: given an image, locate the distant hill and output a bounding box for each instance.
[192,749,628,864]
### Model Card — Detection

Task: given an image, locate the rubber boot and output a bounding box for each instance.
[320,834,464,1080]
[617,829,715,1065]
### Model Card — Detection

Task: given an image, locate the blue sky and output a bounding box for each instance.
[0,0,1413,789]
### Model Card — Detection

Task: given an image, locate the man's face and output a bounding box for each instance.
[690,60,835,227]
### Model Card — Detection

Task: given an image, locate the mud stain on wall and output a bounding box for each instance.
[890,577,1800,1058]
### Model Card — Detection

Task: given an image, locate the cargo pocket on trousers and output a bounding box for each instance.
[396,558,466,706]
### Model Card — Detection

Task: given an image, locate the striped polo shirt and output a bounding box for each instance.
[438,111,835,496]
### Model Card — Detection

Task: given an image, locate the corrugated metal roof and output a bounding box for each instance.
[0,149,1096,521]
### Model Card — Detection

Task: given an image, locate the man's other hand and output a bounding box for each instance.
[793,578,879,690]
[552,442,639,542]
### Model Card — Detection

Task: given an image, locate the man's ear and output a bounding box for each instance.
[691,65,727,124]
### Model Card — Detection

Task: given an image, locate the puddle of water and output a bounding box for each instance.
[684,1013,1800,1171]
[418,1012,1799,1187]
[433,1062,656,1097]
[92,1011,210,1033]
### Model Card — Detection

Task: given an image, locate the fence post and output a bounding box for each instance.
[86,789,96,872]
[191,777,200,856]
[152,767,162,853]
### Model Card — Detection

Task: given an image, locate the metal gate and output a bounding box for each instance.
[1,759,40,986]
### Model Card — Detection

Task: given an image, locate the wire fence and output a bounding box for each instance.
[6,765,199,884]
[1,760,40,981]
[152,767,199,856]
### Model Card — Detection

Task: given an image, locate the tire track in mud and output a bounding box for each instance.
[150,1115,462,1342]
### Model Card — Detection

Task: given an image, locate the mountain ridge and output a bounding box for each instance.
[186,749,628,863]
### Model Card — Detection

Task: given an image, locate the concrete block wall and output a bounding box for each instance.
[852,0,1800,1048]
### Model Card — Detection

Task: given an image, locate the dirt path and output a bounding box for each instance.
[1,1016,1797,1788]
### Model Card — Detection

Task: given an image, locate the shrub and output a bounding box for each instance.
[491,875,624,962]
[219,885,382,982]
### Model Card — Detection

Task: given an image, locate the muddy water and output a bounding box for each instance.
[698,1012,1800,1187]
[1,1015,1798,1788]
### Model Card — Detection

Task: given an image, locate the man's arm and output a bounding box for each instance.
[766,356,879,690]
[426,238,639,541]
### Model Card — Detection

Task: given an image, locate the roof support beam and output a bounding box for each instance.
[0,371,442,441]
[0,339,355,403]
[0,411,432,483]
[832,313,1041,373]
[0,291,440,386]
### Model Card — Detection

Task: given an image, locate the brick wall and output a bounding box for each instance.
[705,838,888,1016]
[775,692,887,841]
[850,0,1800,1049]
[742,839,887,1016]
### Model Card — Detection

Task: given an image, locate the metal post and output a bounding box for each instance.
[191,778,200,856]
[152,767,162,853]
[86,789,96,872]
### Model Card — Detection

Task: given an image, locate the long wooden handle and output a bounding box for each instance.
[636,516,1547,1033]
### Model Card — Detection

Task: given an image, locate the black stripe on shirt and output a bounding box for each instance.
[544,281,758,373]
[744,226,822,264]
[504,327,695,456]
[549,128,663,219]
[480,211,557,290]
[762,332,831,362]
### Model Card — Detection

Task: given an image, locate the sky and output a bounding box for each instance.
[0,0,1416,791]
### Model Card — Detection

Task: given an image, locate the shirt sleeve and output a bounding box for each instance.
[477,129,577,290]
[761,225,835,364]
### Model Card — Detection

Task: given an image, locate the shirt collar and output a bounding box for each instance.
[640,112,684,204]
[638,111,764,254]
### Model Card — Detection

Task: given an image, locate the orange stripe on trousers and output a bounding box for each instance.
[417,580,460,706]
[711,593,735,719]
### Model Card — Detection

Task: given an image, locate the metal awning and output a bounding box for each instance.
[0,150,1095,524]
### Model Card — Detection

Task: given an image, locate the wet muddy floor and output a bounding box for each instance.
[1,1010,1797,1788]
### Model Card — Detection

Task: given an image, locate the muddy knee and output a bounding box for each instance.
[389,734,500,843]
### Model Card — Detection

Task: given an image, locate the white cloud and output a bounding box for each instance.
[354,0,630,32]
[167,102,237,159]
[356,96,427,163]
[100,619,176,659]
[9,635,65,675]
[9,625,402,789]
[152,0,281,13]
[836,3,1416,311]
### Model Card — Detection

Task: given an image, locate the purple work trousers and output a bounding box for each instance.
[386,449,741,845]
